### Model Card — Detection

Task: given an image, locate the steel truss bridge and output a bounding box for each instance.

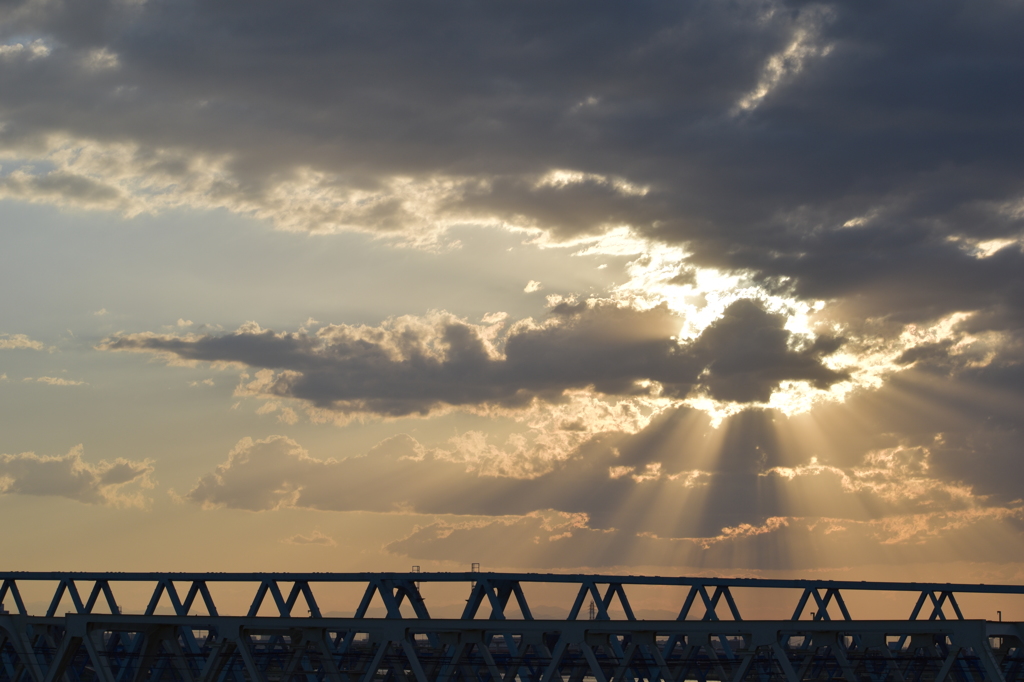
[2,572,1024,682]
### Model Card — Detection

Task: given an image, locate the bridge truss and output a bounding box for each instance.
[2,572,1023,682]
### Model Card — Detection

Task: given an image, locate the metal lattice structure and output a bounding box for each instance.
[2,572,1024,682]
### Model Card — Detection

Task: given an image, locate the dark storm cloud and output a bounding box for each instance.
[100,300,847,414]
[688,299,846,402]
[448,175,664,239]
[744,222,1024,325]
[0,0,782,176]
[2,0,1023,334]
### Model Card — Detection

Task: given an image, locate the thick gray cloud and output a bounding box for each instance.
[1,0,1022,339]
[100,300,847,414]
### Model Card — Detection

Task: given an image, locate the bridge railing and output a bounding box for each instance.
[2,572,1021,621]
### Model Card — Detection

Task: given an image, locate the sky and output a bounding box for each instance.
[2,0,1024,609]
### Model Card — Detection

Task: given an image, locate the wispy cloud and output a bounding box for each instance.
[386,505,1024,570]
[733,5,834,113]
[282,530,336,547]
[28,376,87,386]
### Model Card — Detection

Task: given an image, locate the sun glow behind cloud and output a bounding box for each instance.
[553,231,988,424]
[1,131,1008,424]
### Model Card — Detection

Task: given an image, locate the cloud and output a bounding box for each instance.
[733,4,834,114]
[0,333,45,350]
[523,280,542,293]
[0,0,1021,414]
[0,39,50,60]
[186,434,421,512]
[385,505,1024,570]
[282,530,336,547]
[182,401,1021,562]
[176,421,1024,569]
[449,173,659,241]
[29,376,86,386]
[0,445,154,507]
[0,0,1019,307]
[100,299,846,416]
